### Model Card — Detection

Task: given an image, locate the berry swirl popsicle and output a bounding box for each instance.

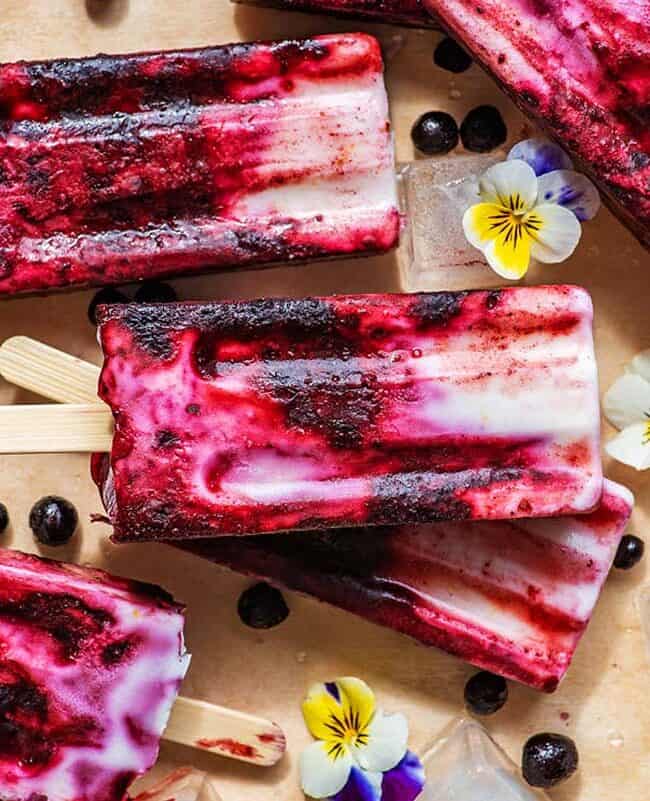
[93,284,603,541]
[184,480,633,692]
[0,549,189,801]
[0,33,398,295]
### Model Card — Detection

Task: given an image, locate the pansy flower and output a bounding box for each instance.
[299,677,424,801]
[462,137,600,279]
[603,349,650,470]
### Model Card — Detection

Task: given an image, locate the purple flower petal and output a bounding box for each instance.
[380,751,425,801]
[332,767,382,801]
[536,169,600,220]
[508,138,573,176]
[325,682,341,702]
[331,753,425,801]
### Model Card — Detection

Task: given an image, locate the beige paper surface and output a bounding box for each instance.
[0,2,648,800]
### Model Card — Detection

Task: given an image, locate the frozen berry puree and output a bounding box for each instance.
[185,479,632,692]
[94,285,602,542]
[420,0,650,247]
[233,0,437,27]
[0,549,190,801]
[0,33,398,296]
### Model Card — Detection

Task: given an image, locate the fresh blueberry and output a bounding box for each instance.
[88,287,129,325]
[614,534,645,570]
[134,282,177,304]
[29,496,78,546]
[237,582,289,629]
[460,105,507,152]
[464,671,508,715]
[0,504,8,534]
[411,111,459,155]
[434,37,472,73]
[522,733,579,788]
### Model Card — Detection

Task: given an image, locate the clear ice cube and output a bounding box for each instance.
[132,768,222,801]
[418,717,549,801]
[397,153,507,292]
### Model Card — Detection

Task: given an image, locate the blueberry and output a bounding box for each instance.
[29,496,78,546]
[88,287,129,325]
[614,534,645,570]
[460,105,507,152]
[434,37,472,73]
[134,282,177,304]
[411,111,459,155]
[237,582,289,629]
[464,671,508,715]
[522,733,579,788]
[0,504,8,534]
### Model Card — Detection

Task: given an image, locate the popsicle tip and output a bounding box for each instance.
[0,334,30,365]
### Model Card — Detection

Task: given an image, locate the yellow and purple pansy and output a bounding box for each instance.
[299,677,424,801]
[462,137,600,279]
[604,349,650,470]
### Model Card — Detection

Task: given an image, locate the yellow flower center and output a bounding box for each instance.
[487,194,542,248]
[644,419,650,445]
[325,709,370,761]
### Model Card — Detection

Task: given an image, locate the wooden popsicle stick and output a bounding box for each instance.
[0,336,101,404]
[0,404,113,452]
[165,697,286,767]
[0,338,111,452]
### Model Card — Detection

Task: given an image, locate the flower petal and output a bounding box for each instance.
[478,159,538,211]
[508,138,573,176]
[352,711,409,773]
[483,225,532,280]
[628,350,650,382]
[605,422,650,471]
[303,683,348,742]
[331,767,383,801]
[336,677,377,734]
[300,740,353,799]
[462,202,507,250]
[536,169,600,220]
[379,751,425,801]
[527,203,581,263]
[603,373,650,430]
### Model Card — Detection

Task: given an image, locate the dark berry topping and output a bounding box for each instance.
[237,582,289,629]
[522,733,579,788]
[134,282,177,304]
[102,639,133,666]
[434,38,472,73]
[460,105,507,152]
[0,503,8,534]
[29,496,79,546]
[464,671,508,715]
[88,287,129,326]
[613,534,645,570]
[411,111,459,155]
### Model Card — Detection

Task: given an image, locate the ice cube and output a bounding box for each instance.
[397,153,507,292]
[418,718,549,801]
[131,768,222,801]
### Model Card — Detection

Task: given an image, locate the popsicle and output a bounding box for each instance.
[419,0,650,249]
[0,548,189,801]
[93,285,603,542]
[184,480,633,692]
[233,0,437,27]
[0,33,399,296]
